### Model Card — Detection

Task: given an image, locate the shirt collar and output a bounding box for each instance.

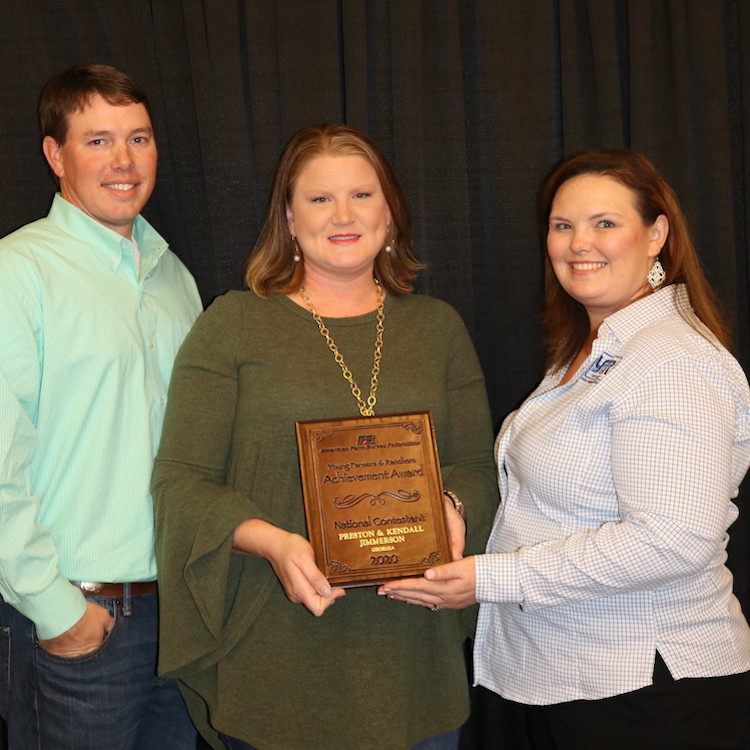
[47,194,168,274]
[598,284,691,345]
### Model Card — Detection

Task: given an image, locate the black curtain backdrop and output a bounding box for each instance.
[1,1,749,748]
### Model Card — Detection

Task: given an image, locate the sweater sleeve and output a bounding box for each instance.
[437,306,499,558]
[152,292,277,676]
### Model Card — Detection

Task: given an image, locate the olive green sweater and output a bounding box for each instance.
[153,290,498,750]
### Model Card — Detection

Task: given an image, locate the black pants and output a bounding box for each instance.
[524,654,750,750]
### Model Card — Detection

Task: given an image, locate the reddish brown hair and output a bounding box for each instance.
[538,150,728,371]
[245,123,422,296]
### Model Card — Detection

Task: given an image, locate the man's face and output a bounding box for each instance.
[43,93,157,238]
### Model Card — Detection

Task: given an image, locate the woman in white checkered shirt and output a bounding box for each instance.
[380,150,750,749]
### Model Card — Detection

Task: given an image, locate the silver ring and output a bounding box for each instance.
[431,604,441,612]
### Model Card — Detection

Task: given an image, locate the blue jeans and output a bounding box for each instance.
[0,592,195,750]
[219,727,461,749]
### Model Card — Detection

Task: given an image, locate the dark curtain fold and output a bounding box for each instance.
[1,1,749,748]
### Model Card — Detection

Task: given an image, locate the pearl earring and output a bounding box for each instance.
[384,225,394,253]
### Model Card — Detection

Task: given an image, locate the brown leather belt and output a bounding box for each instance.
[71,581,158,597]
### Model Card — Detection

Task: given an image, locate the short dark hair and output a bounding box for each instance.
[38,64,152,145]
[245,123,423,297]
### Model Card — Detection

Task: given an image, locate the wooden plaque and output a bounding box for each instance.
[295,411,451,587]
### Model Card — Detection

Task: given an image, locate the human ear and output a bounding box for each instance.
[649,214,669,256]
[285,204,295,236]
[42,136,65,178]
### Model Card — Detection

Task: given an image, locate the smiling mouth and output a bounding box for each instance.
[329,234,360,241]
[570,262,607,271]
[104,183,138,191]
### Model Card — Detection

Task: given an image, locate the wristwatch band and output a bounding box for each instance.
[443,489,465,519]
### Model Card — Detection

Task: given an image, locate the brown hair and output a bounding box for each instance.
[39,63,152,145]
[245,123,423,296]
[538,149,728,371]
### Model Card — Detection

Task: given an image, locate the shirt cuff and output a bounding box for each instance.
[475,551,521,604]
[14,575,88,640]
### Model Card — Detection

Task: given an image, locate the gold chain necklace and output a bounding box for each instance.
[299,280,385,417]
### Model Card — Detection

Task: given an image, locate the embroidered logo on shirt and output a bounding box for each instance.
[581,352,622,383]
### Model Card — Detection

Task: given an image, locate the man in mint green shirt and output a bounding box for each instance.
[0,64,202,749]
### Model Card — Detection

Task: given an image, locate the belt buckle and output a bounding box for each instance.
[77,581,104,594]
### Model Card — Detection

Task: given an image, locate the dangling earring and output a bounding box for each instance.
[647,257,666,289]
[291,235,301,263]
[383,225,394,254]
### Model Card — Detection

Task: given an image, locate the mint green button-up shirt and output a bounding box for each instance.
[0,195,202,639]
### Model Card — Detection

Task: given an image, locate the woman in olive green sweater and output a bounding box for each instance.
[152,124,498,750]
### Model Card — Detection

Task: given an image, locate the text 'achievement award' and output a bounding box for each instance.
[296,411,451,587]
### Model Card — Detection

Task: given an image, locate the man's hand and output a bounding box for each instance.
[37,601,114,657]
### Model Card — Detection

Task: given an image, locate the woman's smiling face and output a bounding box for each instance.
[547,173,668,326]
[286,154,391,283]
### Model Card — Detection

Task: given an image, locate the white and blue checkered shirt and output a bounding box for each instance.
[474,284,750,705]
